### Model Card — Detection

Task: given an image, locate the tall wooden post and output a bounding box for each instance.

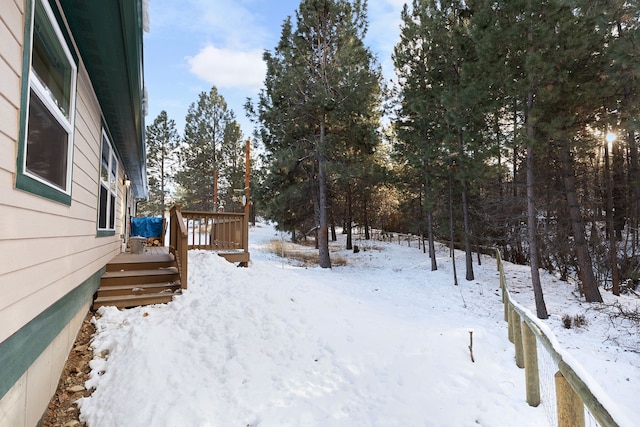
[556,371,585,427]
[243,140,250,264]
[213,169,219,212]
[508,304,515,343]
[514,313,524,368]
[245,140,250,218]
[522,322,540,406]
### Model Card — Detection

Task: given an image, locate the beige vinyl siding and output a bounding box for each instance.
[0,94,18,150]
[0,57,20,119]
[0,132,16,175]
[0,0,24,42]
[0,36,124,345]
[0,0,21,168]
[0,0,23,77]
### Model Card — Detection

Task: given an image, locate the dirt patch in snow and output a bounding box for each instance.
[41,312,95,427]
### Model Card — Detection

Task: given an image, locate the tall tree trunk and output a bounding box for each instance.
[604,142,620,296]
[526,143,548,318]
[449,170,458,286]
[458,130,474,281]
[427,210,437,271]
[612,136,625,240]
[461,185,474,281]
[424,159,437,271]
[346,186,353,250]
[525,1,548,319]
[363,197,370,240]
[317,120,331,268]
[628,130,640,251]
[559,142,603,302]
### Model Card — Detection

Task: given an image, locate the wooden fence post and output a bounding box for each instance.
[522,322,540,407]
[514,313,524,368]
[555,371,585,427]
[498,262,508,322]
[508,304,515,343]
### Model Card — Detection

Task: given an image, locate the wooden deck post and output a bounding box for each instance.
[169,204,188,289]
[522,322,540,407]
[556,370,585,427]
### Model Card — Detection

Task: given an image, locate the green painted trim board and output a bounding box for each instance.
[0,269,102,400]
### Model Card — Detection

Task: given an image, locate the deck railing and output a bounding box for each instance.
[169,204,188,289]
[178,209,250,265]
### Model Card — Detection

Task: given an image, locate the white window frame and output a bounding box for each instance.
[98,130,119,233]
[21,0,77,196]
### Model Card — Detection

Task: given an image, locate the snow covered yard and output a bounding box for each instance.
[78,222,639,426]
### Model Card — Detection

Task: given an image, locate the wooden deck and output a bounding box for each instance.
[93,246,181,310]
[93,205,251,310]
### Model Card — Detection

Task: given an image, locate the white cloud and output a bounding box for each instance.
[186,44,266,90]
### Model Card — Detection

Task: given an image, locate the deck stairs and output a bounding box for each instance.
[93,248,181,310]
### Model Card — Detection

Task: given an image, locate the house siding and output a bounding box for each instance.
[0,61,124,346]
[0,0,137,424]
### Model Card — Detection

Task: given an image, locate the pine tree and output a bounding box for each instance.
[218,121,248,213]
[394,0,489,280]
[175,86,235,211]
[468,0,549,317]
[252,0,382,268]
[393,0,448,271]
[139,110,179,217]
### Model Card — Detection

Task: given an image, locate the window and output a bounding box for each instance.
[98,131,118,233]
[16,0,77,204]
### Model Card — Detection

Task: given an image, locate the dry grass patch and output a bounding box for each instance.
[267,239,347,266]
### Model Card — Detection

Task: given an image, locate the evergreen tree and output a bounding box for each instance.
[139,110,179,217]
[394,0,491,280]
[469,0,549,317]
[175,86,235,211]
[527,0,607,303]
[252,0,382,268]
[393,0,448,271]
[218,121,248,212]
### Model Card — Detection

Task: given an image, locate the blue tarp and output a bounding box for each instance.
[131,217,163,238]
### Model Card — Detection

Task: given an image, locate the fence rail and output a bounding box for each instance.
[360,227,630,426]
[496,250,629,427]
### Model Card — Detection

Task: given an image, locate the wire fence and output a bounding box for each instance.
[359,228,629,426]
[496,250,629,427]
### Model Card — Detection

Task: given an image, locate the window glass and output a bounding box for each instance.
[25,88,68,189]
[99,186,108,229]
[18,0,77,201]
[98,131,118,232]
[101,140,109,183]
[32,0,73,119]
[110,153,117,192]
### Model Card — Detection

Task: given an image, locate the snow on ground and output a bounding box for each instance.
[78,222,639,426]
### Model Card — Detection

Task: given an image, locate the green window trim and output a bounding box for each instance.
[15,0,78,206]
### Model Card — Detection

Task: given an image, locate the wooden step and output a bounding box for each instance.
[100,267,179,286]
[106,253,175,272]
[218,251,250,264]
[96,282,180,298]
[92,292,178,310]
[95,246,182,310]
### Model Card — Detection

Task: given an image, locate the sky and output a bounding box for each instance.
[77,221,637,426]
[143,0,405,138]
